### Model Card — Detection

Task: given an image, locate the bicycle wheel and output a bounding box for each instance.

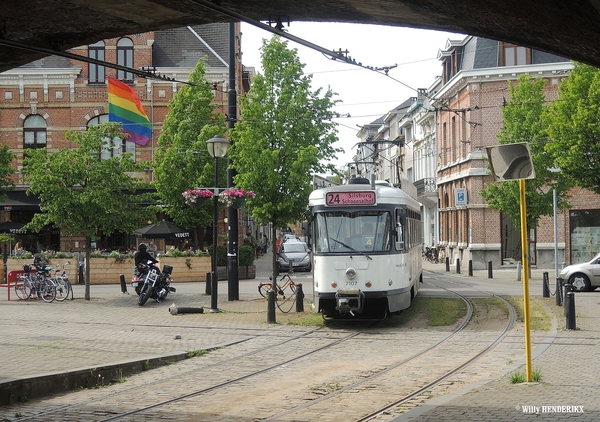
[14,276,33,300]
[40,280,56,303]
[258,282,272,298]
[54,277,71,301]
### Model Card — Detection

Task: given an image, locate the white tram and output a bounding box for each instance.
[308,177,422,318]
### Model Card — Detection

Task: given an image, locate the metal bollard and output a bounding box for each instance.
[169,304,204,315]
[456,258,460,274]
[78,262,84,285]
[516,262,522,281]
[120,274,128,294]
[468,260,473,276]
[205,272,211,295]
[267,289,276,323]
[445,256,450,272]
[488,261,493,278]
[296,283,304,312]
[565,291,576,330]
[563,282,572,315]
[542,272,549,297]
[556,278,563,306]
[209,271,219,312]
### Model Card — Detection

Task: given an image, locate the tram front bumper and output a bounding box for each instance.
[335,289,365,315]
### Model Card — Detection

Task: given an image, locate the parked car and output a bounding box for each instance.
[277,240,312,272]
[558,253,600,292]
[282,233,298,243]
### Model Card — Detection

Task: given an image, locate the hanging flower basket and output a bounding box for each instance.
[219,188,256,208]
[183,189,214,208]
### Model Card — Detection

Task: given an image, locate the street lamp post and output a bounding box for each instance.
[206,135,229,313]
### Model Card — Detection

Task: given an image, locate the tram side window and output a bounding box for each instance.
[395,209,405,251]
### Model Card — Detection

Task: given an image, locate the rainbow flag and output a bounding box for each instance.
[107,77,152,146]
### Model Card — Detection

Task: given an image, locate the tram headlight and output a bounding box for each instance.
[345,268,357,280]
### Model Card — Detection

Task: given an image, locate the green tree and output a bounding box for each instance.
[546,62,600,194]
[0,144,15,200]
[229,36,341,279]
[480,74,572,231]
[153,59,227,247]
[24,123,155,300]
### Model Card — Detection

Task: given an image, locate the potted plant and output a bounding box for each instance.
[182,189,214,208]
[219,188,256,209]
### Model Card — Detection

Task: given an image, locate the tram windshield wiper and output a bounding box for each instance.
[330,238,372,260]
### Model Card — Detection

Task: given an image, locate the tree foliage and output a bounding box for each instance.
[229,36,341,278]
[24,123,155,299]
[153,59,227,241]
[480,74,572,230]
[0,144,15,200]
[546,62,600,194]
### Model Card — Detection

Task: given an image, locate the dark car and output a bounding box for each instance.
[277,240,312,272]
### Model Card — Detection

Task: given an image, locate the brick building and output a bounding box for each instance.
[0,24,251,254]
[434,36,573,269]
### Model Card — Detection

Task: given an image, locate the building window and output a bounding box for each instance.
[24,114,47,149]
[55,91,64,100]
[88,115,135,160]
[29,91,38,100]
[116,38,134,81]
[88,40,105,84]
[500,43,531,66]
[4,91,13,100]
[158,89,166,98]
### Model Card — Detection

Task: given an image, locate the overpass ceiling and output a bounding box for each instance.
[1,0,599,72]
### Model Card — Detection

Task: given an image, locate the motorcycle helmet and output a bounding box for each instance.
[138,243,147,252]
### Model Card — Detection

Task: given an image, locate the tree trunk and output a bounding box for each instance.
[271,225,278,291]
[85,235,91,301]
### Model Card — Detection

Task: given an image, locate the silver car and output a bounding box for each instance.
[558,253,600,292]
[277,241,312,272]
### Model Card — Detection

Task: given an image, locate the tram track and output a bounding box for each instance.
[1,281,518,422]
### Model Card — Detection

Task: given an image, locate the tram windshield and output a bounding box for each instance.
[314,210,391,253]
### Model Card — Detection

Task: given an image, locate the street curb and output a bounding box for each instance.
[0,352,189,406]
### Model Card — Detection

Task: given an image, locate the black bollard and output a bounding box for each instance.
[542,272,549,297]
[296,283,304,312]
[468,260,473,276]
[78,262,84,285]
[556,278,563,306]
[487,261,493,279]
[563,282,572,315]
[445,256,450,272]
[205,272,211,295]
[456,258,460,274]
[267,289,276,323]
[565,291,576,330]
[209,271,219,313]
[169,304,204,315]
[120,274,128,294]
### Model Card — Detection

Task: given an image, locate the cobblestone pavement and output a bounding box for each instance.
[0,256,598,421]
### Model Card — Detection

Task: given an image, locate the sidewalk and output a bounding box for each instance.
[397,260,600,421]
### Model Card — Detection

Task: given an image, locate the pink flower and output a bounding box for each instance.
[182,189,214,205]
[218,188,256,206]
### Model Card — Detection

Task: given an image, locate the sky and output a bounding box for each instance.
[240,22,464,172]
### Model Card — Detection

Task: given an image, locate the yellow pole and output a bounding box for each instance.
[519,179,533,382]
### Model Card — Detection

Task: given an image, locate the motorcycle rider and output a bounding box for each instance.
[135,243,158,267]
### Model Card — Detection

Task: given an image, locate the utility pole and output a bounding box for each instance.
[227,21,239,301]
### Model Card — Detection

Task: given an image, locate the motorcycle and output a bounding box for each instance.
[131,261,176,306]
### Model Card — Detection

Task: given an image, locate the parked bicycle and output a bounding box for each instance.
[13,261,73,302]
[258,272,297,299]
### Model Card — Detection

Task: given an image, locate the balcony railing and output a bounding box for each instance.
[414,177,436,195]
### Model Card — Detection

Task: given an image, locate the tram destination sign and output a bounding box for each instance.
[326,191,376,206]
